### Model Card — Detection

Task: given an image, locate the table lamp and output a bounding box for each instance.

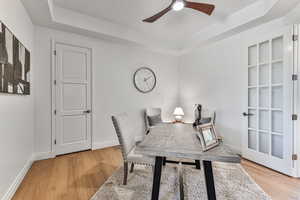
[173,107,184,122]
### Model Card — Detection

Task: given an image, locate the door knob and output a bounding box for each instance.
[243,112,254,116]
[83,110,91,114]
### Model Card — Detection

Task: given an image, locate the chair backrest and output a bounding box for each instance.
[194,106,216,125]
[202,108,216,125]
[112,113,136,161]
[145,108,162,131]
[146,108,162,116]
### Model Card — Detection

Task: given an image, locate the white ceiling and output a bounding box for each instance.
[21,0,300,54]
[53,0,259,42]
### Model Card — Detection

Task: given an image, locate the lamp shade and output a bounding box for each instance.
[173,107,184,116]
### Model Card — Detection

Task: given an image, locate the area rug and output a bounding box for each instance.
[90,162,271,200]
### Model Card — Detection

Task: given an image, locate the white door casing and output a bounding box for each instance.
[294,24,300,177]
[242,26,295,176]
[53,42,92,155]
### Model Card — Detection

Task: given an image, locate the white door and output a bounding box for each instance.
[54,43,92,155]
[242,27,295,176]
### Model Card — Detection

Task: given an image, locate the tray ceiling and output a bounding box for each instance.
[53,0,259,41]
[22,0,300,54]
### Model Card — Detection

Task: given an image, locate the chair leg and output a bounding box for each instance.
[123,162,128,185]
[130,163,135,173]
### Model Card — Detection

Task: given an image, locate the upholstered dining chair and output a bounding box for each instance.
[195,106,216,125]
[112,113,155,185]
[202,108,216,125]
[145,107,163,132]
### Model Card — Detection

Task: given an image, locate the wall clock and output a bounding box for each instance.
[133,67,157,93]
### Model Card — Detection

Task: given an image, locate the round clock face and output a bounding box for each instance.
[133,67,157,93]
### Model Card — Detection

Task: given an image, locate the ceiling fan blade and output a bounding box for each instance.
[143,2,174,23]
[184,1,215,16]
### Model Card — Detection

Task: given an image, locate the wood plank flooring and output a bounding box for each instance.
[241,159,300,200]
[12,147,300,200]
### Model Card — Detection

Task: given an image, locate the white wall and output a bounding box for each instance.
[34,26,179,154]
[0,0,35,199]
[179,18,292,152]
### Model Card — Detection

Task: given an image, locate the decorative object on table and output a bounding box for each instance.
[145,108,162,132]
[111,113,154,185]
[0,21,30,95]
[90,163,271,200]
[173,107,184,123]
[133,67,156,93]
[196,123,220,151]
[193,104,216,127]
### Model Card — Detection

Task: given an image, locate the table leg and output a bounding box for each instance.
[178,162,184,200]
[151,156,163,200]
[163,157,166,166]
[195,160,201,169]
[203,160,216,200]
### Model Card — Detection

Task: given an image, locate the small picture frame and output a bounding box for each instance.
[196,123,219,151]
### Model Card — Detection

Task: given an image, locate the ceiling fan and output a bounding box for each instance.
[143,0,215,23]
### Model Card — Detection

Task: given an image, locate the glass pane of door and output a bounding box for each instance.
[259,132,269,154]
[272,134,283,159]
[259,64,269,85]
[247,36,284,159]
[259,41,270,63]
[248,45,257,65]
[272,61,283,84]
[272,37,283,60]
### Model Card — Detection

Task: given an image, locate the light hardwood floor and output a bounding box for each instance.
[12,147,300,200]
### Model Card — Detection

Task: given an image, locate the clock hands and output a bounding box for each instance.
[143,76,152,82]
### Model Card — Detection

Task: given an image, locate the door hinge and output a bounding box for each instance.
[292,74,298,81]
[54,139,57,145]
[292,154,298,160]
[54,110,57,115]
[292,114,298,120]
[54,50,56,56]
[293,34,298,41]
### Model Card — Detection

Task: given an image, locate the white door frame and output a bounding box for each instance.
[243,26,297,176]
[293,24,300,177]
[51,39,93,156]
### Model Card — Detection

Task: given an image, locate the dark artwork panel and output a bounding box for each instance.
[0,21,30,95]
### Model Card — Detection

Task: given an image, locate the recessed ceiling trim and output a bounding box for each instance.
[47,0,179,54]
[179,0,300,54]
[21,0,300,55]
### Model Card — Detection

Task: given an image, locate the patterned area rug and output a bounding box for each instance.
[91,162,271,200]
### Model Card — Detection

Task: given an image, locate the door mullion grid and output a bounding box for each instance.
[57,49,62,148]
[269,39,273,157]
[256,44,260,152]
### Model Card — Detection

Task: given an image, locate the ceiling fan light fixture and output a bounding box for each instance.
[172,0,185,11]
[142,0,215,23]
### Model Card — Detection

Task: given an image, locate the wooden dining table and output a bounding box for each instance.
[135,123,240,200]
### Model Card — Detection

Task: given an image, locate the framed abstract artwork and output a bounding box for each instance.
[0,21,30,95]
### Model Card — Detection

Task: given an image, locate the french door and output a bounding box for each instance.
[243,27,295,176]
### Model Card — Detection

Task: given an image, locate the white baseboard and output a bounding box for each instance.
[34,151,55,161]
[1,154,35,200]
[92,140,119,150]
[226,144,242,155]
